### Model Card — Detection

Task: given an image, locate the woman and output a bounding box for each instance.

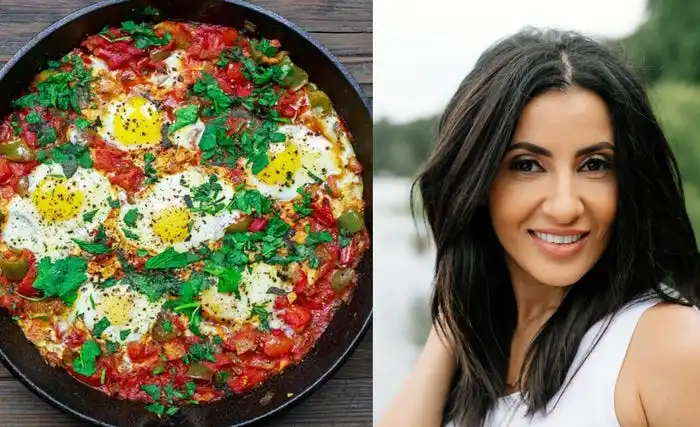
[379,28,700,427]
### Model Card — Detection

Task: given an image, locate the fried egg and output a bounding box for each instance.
[247,124,342,201]
[118,168,242,253]
[149,50,186,91]
[3,164,116,260]
[98,95,164,151]
[66,281,164,344]
[200,263,291,324]
[170,118,205,151]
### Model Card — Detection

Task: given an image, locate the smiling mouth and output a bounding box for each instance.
[529,230,590,244]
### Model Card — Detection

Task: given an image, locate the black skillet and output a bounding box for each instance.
[0,1,373,425]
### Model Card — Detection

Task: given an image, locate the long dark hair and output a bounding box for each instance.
[413,28,700,426]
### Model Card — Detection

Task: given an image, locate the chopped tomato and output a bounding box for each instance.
[0,120,12,141]
[111,167,145,193]
[228,367,266,393]
[93,146,128,171]
[312,197,336,228]
[230,329,258,355]
[93,146,144,193]
[248,217,268,232]
[262,333,294,358]
[280,305,312,333]
[63,329,87,350]
[340,237,357,266]
[187,25,238,60]
[293,268,308,294]
[0,159,13,184]
[127,342,159,362]
[276,90,303,118]
[17,250,38,298]
[274,294,289,309]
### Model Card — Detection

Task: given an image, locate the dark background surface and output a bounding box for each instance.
[0,0,372,426]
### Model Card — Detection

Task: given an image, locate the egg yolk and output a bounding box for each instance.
[111,96,162,146]
[100,293,132,326]
[257,143,300,186]
[153,207,192,243]
[32,176,84,222]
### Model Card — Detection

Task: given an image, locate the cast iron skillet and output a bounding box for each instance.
[0,1,373,426]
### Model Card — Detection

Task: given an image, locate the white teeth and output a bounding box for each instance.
[533,231,584,244]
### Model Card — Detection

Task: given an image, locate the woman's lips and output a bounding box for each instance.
[528,230,589,259]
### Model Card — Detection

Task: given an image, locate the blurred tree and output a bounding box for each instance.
[373,116,439,177]
[623,0,700,84]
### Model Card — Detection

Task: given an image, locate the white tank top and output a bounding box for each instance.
[483,294,662,427]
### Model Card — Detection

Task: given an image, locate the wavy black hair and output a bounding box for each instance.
[412,28,700,426]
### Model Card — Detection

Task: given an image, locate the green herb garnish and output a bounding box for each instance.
[169,105,199,134]
[32,256,87,306]
[72,340,101,377]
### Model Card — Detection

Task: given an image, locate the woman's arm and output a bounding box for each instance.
[378,324,457,427]
[627,303,700,427]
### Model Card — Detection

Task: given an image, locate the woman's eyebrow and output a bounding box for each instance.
[506,141,615,157]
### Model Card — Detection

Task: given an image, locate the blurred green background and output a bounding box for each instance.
[374,0,700,244]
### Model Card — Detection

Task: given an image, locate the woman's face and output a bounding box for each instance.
[489,87,617,288]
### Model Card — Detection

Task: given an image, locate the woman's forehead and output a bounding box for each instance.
[511,87,615,151]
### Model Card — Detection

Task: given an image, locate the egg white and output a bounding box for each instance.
[2,164,116,260]
[247,124,342,201]
[149,50,186,91]
[65,281,164,344]
[170,118,205,151]
[200,263,291,324]
[118,168,242,253]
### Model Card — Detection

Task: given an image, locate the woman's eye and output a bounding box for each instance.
[509,158,543,173]
[580,157,611,172]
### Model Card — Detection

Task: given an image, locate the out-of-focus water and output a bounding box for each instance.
[373,177,436,423]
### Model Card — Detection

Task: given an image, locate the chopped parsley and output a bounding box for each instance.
[190,175,226,214]
[191,72,233,116]
[13,56,92,113]
[121,228,140,240]
[162,273,208,336]
[251,303,270,330]
[40,142,92,178]
[237,120,286,174]
[123,208,141,227]
[82,209,99,223]
[75,117,91,129]
[108,197,120,208]
[25,110,41,124]
[169,105,199,134]
[228,187,272,215]
[187,342,216,363]
[105,340,120,354]
[144,152,157,184]
[32,256,87,306]
[71,238,110,255]
[93,317,111,337]
[121,21,172,50]
[141,384,161,401]
[145,247,200,270]
[145,403,165,415]
[293,188,313,217]
[339,234,352,247]
[72,340,101,377]
[202,261,242,296]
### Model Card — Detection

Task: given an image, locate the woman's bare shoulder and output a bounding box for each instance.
[626,301,700,427]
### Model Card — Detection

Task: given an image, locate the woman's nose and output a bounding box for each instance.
[540,173,584,224]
